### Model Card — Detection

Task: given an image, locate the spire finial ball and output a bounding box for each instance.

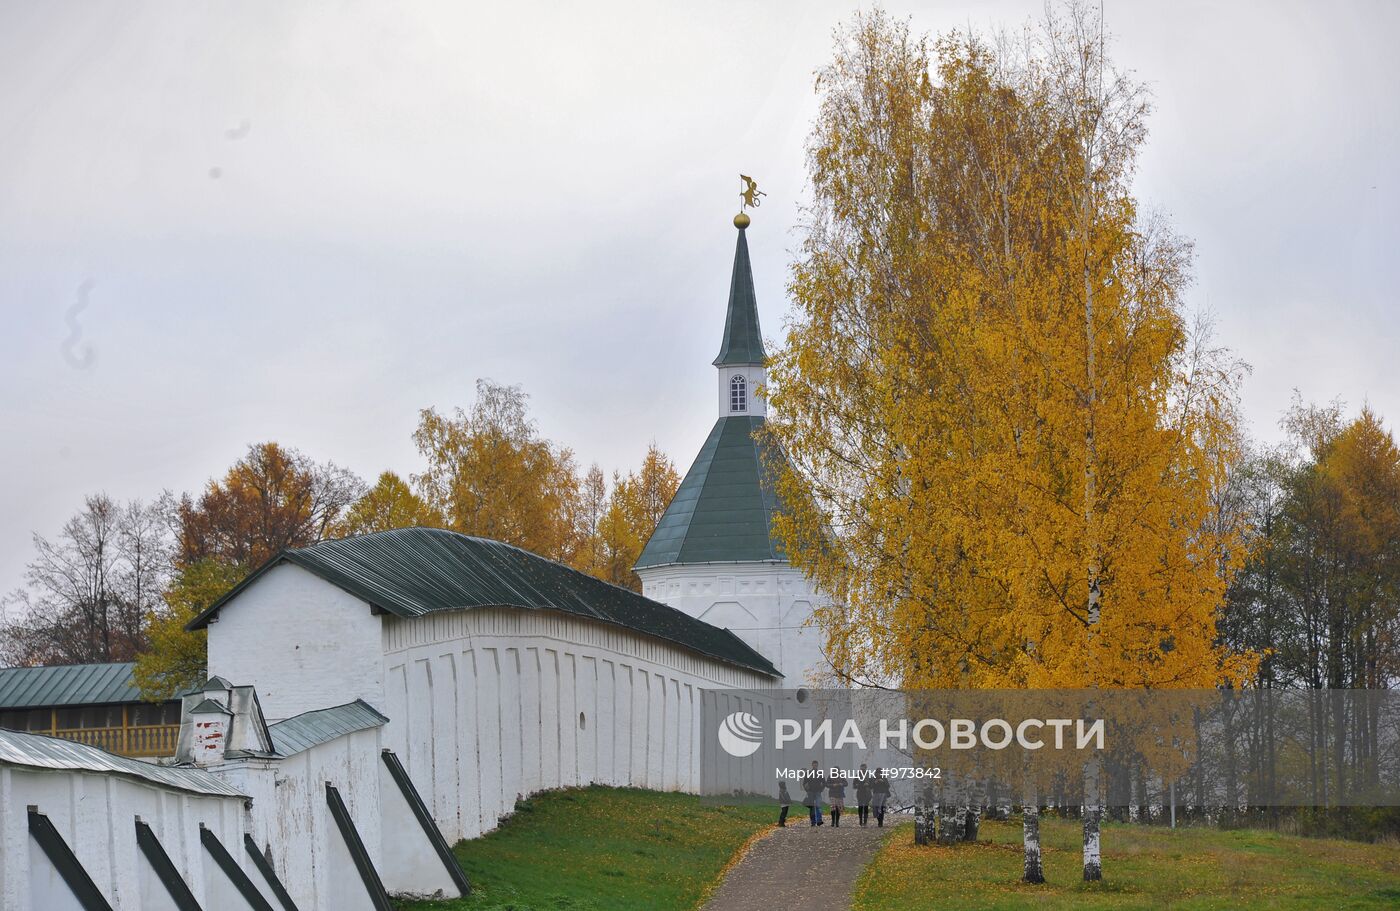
[734,212,751,229]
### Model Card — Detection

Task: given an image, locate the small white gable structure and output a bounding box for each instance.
[190,528,780,846]
[634,215,830,686]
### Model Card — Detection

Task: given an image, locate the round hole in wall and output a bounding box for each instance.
[579,712,587,730]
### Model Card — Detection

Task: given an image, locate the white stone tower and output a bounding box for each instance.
[634,212,827,685]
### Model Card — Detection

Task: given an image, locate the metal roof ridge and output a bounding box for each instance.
[718,626,785,678]
[0,728,246,798]
[190,528,780,678]
[293,528,612,621]
[0,661,145,709]
[437,532,780,676]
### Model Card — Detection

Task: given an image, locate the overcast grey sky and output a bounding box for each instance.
[1,0,1397,599]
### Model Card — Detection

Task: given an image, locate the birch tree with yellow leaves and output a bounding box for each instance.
[766,3,1252,883]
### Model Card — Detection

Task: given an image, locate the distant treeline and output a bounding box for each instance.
[0,379,679,699]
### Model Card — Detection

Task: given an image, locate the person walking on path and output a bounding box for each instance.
[804,760,826,827]
[828,773,848,828]
[855,764,873,827]
[777,780,792,828]
[871,769,891,828]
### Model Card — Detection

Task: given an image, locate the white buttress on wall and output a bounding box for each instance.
[0,730,414,910]
[206,564,385,721]
[380,607,774,843]
[376,755,462,899]
[638,563,827,687]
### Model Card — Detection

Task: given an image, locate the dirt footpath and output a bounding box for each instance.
[702,819,899,911]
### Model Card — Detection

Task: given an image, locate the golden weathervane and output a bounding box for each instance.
[739,174,766,211]
[736,174,766,229]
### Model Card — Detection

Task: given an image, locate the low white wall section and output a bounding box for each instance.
[381,606,774,843]
[215,725,384,911]
[0,766,252,911]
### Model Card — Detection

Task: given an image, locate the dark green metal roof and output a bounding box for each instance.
[712,225,767,366]
[634,415,786,569]
[268,700,387,756]
[189,528,778,678]
[0,662,146,709]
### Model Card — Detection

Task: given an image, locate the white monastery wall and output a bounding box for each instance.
[0,722,440,910]
[206,563,384,721]
[380,607,774,842]
[640,563,827,686]
[205,569,781,849]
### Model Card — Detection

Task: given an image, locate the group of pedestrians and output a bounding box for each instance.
[776,761,891,829]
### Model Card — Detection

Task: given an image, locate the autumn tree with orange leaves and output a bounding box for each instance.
[134,442,363,698]
[413,380,678,591]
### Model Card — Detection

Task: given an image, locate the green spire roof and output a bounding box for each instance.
[634,416,786,568]
[712,225,767,366]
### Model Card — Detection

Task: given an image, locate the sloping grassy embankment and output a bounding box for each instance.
[395,786,773,911]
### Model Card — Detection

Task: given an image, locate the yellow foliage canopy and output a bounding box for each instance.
[336,471,442,537]
[766,11,1254,692]
[576,444,680,591]
[413,380,584,564]
[413,381,679,592]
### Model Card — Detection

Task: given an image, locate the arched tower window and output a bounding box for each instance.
[730,374,747,412]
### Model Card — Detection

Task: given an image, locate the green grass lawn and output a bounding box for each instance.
[395,786,774,911]
[853,816,1400,911]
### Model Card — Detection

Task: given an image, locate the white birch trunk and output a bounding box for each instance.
[914,783,936,845]
[1081,82,1105,887]
[940,778,963,850]
[963,778,985,841]
[1083,756,1103,881]
[1023,804,1045,884]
